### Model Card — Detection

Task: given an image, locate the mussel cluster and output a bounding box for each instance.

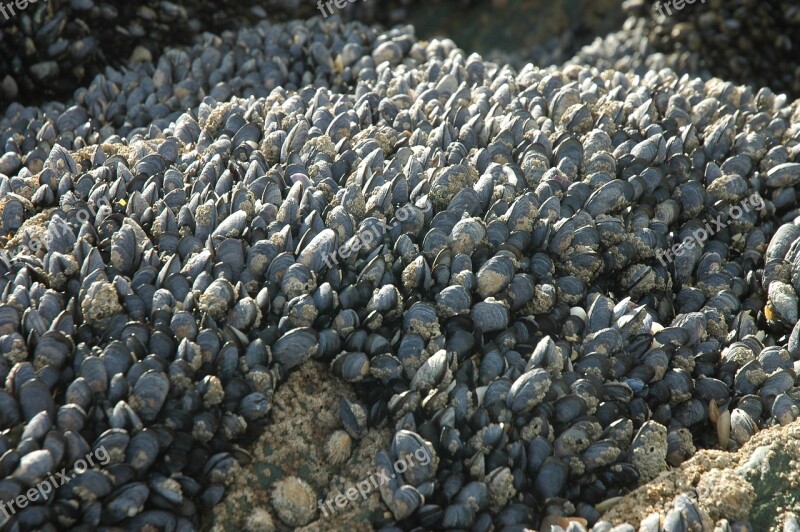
[1,5,800,532]
[0,0,435,108]
[0,1,263,108]
[638,0,800,97]
[1,0,214,106]
[570,0,800,99]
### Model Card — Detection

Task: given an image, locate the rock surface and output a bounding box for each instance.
[603,418,800,530]
[209,362,392,531]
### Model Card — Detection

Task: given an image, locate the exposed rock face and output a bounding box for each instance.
[602,419,800,530]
